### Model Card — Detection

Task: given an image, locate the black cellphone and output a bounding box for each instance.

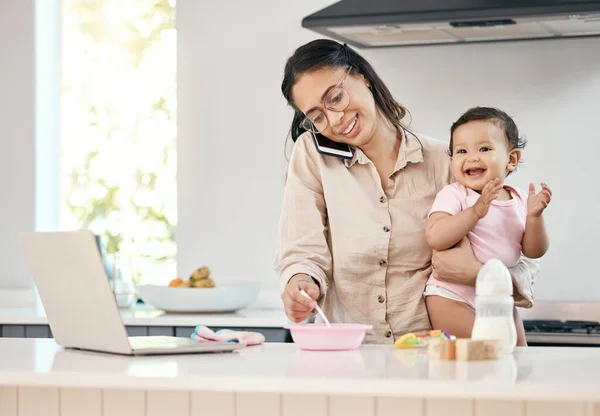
[310,131,353,160]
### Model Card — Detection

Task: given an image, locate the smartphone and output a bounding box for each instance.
[311,131,353,160]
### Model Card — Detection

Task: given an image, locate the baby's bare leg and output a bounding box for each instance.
[427,296,528,346]
[426,295,475,338]
[514,307,528,346]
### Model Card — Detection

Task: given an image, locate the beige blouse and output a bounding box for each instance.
[274,130,538,344]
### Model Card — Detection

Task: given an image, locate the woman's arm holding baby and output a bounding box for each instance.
[521,182,552,259]
[426,179,503,251]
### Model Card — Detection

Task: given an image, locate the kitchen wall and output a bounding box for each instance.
[0,1,36,289]
[0,0,59,291]
[177,0,600,301]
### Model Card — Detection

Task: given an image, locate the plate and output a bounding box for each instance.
[137,282,260,313]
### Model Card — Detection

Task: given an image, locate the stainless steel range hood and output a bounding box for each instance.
[302,0,600,48]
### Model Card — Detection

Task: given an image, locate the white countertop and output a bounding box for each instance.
[0,305,287,328]
[1,338,600,401]
[1,288,599,330]
[0,289,288,328]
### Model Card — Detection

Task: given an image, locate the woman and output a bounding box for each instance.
[274,39,538,344]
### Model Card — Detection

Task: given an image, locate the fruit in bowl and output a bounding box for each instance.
[167,266,216,288]
[137,265,261,313]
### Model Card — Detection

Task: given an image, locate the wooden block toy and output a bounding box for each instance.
[427,338,456,360]
[455,339,500,361]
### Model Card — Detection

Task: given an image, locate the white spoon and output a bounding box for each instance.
[300,289,331,327]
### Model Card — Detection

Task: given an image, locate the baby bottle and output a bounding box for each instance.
[470,258,517,355]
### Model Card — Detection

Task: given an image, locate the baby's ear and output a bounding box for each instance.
[507,149,522,171]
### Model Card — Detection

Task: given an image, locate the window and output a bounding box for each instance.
[60,0,177,285]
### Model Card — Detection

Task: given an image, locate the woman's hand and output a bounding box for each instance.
[281,274,321,323]
[431,237,482,286]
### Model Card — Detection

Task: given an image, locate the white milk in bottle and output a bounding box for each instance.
[471,259,517,355]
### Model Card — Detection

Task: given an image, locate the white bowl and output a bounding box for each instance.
[137,283,260,313]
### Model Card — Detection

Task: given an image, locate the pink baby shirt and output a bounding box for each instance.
[426,182,528,308]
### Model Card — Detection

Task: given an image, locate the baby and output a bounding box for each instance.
[424,106,552,346]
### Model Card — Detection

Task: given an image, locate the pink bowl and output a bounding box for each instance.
[284,323,372,351]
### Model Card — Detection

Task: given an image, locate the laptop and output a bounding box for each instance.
[18,230,246,356]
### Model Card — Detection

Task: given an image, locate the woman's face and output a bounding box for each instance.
[292,66,379,147]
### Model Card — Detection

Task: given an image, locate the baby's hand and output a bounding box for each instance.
[527,182,552,217]
[474,178,502,218]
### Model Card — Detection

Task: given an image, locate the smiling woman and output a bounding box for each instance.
[274,39,541,344]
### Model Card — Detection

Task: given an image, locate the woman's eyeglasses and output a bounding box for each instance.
[301,67,352,134]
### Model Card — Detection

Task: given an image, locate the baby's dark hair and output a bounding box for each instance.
[448,107,527,157]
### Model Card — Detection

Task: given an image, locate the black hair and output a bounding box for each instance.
[281,39,411,145]
[449,106,527,154]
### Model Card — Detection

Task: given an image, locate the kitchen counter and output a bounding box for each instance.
[0,288,287,327]
[1,294,598,327]
[2,290,600,346]
[0,289,291,342]
[0,338,599,416]
[0,304,287,328]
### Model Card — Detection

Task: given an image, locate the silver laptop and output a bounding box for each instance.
[18,230,245,356]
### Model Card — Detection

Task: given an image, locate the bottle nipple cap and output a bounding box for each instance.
[476,258,513,296]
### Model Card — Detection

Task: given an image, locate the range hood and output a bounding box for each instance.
[302,0,600,48]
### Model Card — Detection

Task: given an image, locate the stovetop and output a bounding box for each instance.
[523,320,600,346]
[524,320,600,334]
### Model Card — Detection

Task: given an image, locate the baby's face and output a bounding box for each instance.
[450,120,520,192]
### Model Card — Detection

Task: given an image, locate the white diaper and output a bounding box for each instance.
[423,284,469,304]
